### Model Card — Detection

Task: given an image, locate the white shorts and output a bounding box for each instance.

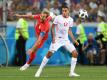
[49,38,76,53]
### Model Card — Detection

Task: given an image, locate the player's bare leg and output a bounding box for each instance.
[20,47,38,71]
[69,50,80,77]
[35,51,53,77]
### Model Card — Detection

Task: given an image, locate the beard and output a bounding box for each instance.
[40,16,46,22]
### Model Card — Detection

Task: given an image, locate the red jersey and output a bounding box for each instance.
[34,14,52,48]
[34,14,52,38]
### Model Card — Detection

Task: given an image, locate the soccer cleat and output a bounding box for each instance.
[20,63,30,71]
[35,68,42,77]
[69,72,80,77]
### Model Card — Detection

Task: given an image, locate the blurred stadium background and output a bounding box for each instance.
[0,0,107,80]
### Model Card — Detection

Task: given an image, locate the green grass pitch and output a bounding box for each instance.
[0,65,107,80]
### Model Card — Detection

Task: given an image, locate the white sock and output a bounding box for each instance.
[39,56,49,70]
[70,57,77,74]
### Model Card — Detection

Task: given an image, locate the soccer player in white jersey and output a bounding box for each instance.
[35,6,80,77]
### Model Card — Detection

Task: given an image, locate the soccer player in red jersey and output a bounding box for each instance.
[15,10,55,70]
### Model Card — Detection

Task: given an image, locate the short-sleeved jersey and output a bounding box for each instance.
[53,15,73,40]
[34,14,52,39]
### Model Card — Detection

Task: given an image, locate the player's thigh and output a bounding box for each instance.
[64,40,76,53]
[49,41,63,53]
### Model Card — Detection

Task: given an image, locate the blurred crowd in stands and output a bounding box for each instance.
[0,0,107,22]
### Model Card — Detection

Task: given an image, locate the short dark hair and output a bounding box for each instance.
[61,5,69,9]
[61,2,69,9]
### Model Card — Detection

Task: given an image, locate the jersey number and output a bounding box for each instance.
[64,22,68,27]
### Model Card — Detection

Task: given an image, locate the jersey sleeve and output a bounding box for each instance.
[34,14,40,20]
[47,16,52,21]
[50,12,56,19]
[53,16,59,24]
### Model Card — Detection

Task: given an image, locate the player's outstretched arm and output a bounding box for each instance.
[68,28,79,46]
[15,14,34,19]
[27,33,45,55]
[32,32,46,50]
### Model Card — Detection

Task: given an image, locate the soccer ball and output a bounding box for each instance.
[79,9,88,19]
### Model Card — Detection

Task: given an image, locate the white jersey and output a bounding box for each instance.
[49,15,76,53]
[53,15,74,40]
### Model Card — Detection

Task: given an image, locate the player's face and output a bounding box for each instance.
[42,13,47,17]
[41,13,47,22]
[62,8,69,18]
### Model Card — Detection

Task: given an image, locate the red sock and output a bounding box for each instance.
[27,52,36,64]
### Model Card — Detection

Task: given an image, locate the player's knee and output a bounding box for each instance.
[46,51,53,58]
[71,50,78,58]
